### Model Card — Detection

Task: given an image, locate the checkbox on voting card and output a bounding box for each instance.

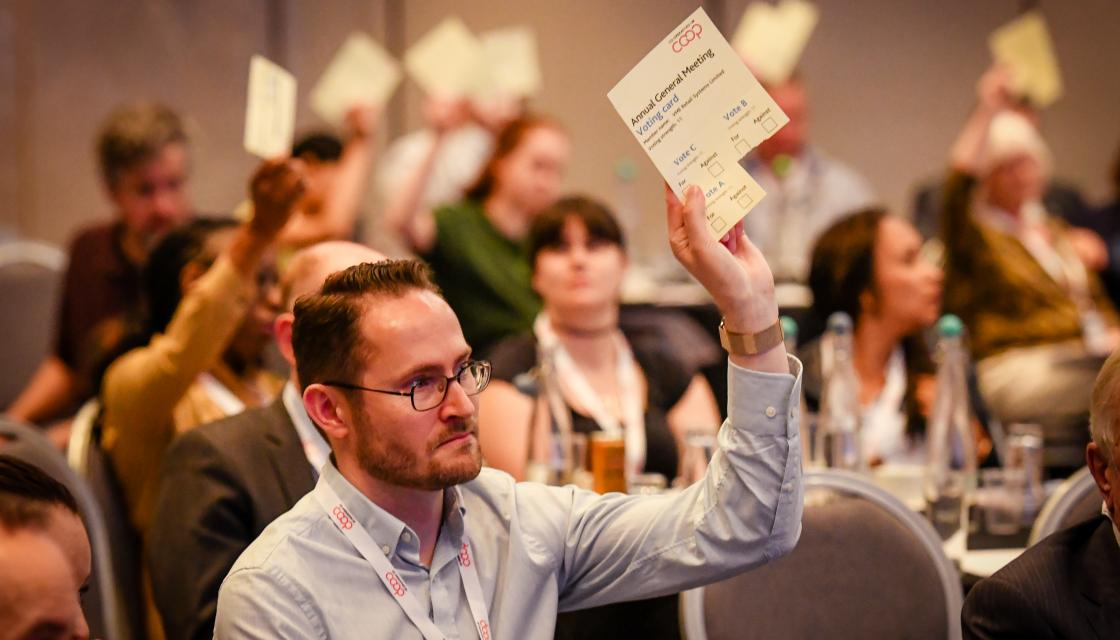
[708,161,724,177]
[735,140,749,156]
[711,218,728,233]
[737,194,755,209]
[762,117,777,133]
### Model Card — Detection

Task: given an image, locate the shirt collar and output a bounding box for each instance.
[1102,501,1120,550]
[320,460,469,567]
[282,381,331,476]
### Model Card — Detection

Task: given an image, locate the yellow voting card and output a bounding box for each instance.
[476,27,542,97]
[404,17,484,96]
[732,0,819,85]
[990,10,1062,108]
[310,33,402,128]
[243,55,297,159]
[608,7,788,238]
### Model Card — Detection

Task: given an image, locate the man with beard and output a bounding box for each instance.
[215,185,804,638]
[6,103,193,425]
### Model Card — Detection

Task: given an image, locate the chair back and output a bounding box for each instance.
[680,470,962,640]
[0,241,66,407]
[1029,466,1101,545]
[67,401,145,640]
[0,417,123,640]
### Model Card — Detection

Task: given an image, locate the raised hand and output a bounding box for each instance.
[249,158,306,239]
[665,184,787,371]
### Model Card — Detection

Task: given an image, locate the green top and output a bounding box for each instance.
[422,199,541,354]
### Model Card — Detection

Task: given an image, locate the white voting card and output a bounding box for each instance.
[404,17,484,96]
[608,7,788,237]
[310,33,402,128]
[243,55,297,159]
[732,0,819,85]
[989,10,1062,108]
[476,26,542,97]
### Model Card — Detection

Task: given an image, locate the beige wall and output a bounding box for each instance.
[3,0,1119,260]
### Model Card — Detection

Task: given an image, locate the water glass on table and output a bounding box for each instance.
[980,468,1026,536]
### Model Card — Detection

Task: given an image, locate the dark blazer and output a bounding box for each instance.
[962,515,1120,639]
[147,399,317,640]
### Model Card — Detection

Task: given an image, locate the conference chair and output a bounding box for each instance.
[0,417,122,640]
[1029,466,1102,545]
[67,399,145,640]
[0,240,66,407]
[680,469,963,640]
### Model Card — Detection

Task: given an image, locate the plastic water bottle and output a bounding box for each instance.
[923,314,977,541]
[816,312,863,471]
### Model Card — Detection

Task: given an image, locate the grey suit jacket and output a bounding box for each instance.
[147,399,316,640]
[962,514,1120,639]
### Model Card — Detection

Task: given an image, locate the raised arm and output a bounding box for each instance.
[380,96,470,254]
[519,185,803,609]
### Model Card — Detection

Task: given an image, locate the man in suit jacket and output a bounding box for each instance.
[963,347,1120,639]
[147,241,385,640]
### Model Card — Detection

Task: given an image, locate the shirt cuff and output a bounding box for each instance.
[727,355,802,438]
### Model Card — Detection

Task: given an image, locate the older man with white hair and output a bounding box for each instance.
[962,349,1120,638]
[941,66,1119,471]
[147,241,386,640]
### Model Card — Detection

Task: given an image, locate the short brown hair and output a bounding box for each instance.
[97,102,187,187]
[292,259,441,387]
[0,455,79,533]
[527,195,626,269]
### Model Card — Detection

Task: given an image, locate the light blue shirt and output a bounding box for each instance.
[215,357,804,639]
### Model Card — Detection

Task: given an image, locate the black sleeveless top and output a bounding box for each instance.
[486,331,695,480]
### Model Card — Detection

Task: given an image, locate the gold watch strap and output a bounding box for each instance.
[718,318,785,356]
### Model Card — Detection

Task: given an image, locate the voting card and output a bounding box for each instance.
[310,33,402,128]
[404,17,484,96]
[476,26,542,97]
[732,0,819,85]
[989,10,1062,108]
[608,7,787,237]
[243,55,297,158]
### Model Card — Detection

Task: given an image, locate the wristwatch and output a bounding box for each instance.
[718,318,784,356]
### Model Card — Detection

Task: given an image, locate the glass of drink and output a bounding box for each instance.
[589,432,627,494]
[980,468,1025,536]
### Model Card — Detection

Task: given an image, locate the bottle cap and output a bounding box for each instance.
[826,311,853,335]
[780,315,799,340]
[937,314,964,338]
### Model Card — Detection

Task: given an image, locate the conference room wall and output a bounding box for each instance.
[2,1,1118,262]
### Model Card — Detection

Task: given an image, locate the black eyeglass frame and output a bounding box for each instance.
[322,360,492,412]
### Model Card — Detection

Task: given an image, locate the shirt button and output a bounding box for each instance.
[381,545,391,556]
[402,531,413,543]
[765,406,777,418]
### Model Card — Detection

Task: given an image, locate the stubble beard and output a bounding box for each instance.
[354,414,483,491]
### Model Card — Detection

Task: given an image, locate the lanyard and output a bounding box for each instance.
[313,481,493,640]
[197,372,247,415]
[534,314,646,477]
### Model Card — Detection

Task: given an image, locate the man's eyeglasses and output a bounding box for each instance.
[323,360,492,412]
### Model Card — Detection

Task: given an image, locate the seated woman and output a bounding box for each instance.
[942,65,1118,470]
[480,196,720,484]
[386,114,570,355]
[802,208,995,466]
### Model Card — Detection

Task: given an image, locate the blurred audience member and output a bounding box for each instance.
[738,75,875,284]
[942,66,1119,471]
[274,105,380,249]
[378,94,521,249]
[481,196,720,482]
[148,241,384,640]
[1079,144,1120,305]
[100,159,305,534]
[6,102,192,426]
[386,113,570,354]
[962,348,1120,638]
[0,455,91,640]
[802,209,992,466]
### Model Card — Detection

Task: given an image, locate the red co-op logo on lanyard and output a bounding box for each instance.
[672,23,703,52]
[385,570,407,597]
[332,505,354,530]
[458,543,472,567]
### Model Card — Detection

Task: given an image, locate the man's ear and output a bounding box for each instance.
[304,384,350,443]
[274,312,295,368]
[1086,442,1112,500]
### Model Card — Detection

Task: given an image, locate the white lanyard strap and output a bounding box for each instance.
[313,482,492,640]
[197,372,247,415]
[534,314,646,476]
